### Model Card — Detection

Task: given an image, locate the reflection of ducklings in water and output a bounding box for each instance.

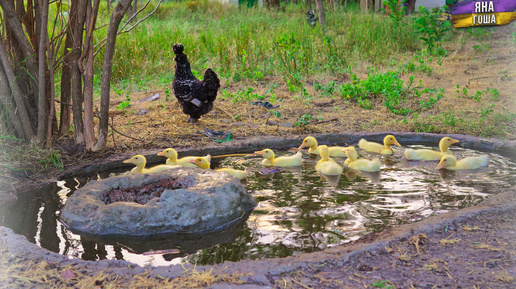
[254,149,303,167]
[320,173,341,187]
[344,170,381,183]
[315,145,343,176]
[435,155,488,170]
[358,135,401,155]
[123,155,177,174]
[342,146,381,172]
[404,137,459,161]
[298,136,347,157]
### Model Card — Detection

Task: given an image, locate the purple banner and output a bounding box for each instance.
[452,0,516,15]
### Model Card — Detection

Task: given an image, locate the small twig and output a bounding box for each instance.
[108,121,144,142]
[54,99,72,106]
[291,277,311,289]
[210,153,253,159]
[216,107,235,121]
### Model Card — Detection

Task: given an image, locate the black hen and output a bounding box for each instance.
[172,43,220,123]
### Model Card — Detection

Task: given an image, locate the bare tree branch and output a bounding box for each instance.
[93,0,162,58]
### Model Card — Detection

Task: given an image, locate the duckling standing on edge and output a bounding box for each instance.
[404,137,459,161]
[342,146,381,172]
[298,136,347,157]
[358,135,401,155]
[315,145,343,176]
[157,148,210,168]
[123,155,177,174]
[435,155,489,170]
[254,149,303,167]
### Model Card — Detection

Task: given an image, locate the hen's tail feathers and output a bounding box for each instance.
[203,68,221,102]
[173,43,184,55]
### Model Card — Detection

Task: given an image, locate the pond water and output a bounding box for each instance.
[1,145,515,267]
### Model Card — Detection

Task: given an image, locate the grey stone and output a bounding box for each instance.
[60,167,256,236]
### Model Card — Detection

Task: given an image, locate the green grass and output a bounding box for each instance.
[90,1,423,89]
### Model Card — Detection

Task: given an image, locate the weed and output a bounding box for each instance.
[486,88,500,100]
[473,43,490,54]
[383,0,406,27]
[472,90,483,101]
[340,71,411,115]
[295,88,314,103]
[454,85,469,98]
[220,87,264,103]
[295,113,321,127]
[39,151,64,170]
[371,279,395,288]
[413,6,451,55]
[275,33,305,89]
[479,104,495,118]
[399,51,434,76]
[115,91,131,112]
[442,111,458,126]
[314,81,337,97]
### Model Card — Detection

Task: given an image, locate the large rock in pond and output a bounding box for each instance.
[60,167,256,236]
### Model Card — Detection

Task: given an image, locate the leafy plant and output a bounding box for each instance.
[275,33,304,89]
[295,113,321,127]
[383,0,406,27]
[220,87,265,103]
[314,80,337,97]
[486,88,500,100]
[115,91,131,112]
[413,6,451,55]
[480,104,495,118]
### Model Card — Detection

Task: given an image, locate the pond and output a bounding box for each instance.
[1,144,515,267]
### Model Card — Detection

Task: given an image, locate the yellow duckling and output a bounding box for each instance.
[123,155,177,174]
[215,168,248,180]
[343,146,355,167]
[298,136,347,157]
[315,145,343,176]
[342,146,381,172]
[188,156,211,169]
[404,137,459,161]
[157,148,211,168]
[435,155,488,170]
[358,135,401,155]
[254,149,303,167]
[189,157,247,179]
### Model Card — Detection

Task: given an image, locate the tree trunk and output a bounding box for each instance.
[0,40,35,141]
[59,31,73,136]
[37,0,49,145]
[0,63,25,139]
[315,0,326,34]
[82,0,101,150]
[70,0,88,144]
[94,0,133,151]
[0,0,39,107]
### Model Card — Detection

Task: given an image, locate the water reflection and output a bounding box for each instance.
[0,146,515,266]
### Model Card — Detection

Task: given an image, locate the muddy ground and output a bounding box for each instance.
[0,21,515,289]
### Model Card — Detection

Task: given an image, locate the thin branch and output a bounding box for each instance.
[93,0,162,58]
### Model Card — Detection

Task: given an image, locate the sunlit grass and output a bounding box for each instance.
[91,1,422,89]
